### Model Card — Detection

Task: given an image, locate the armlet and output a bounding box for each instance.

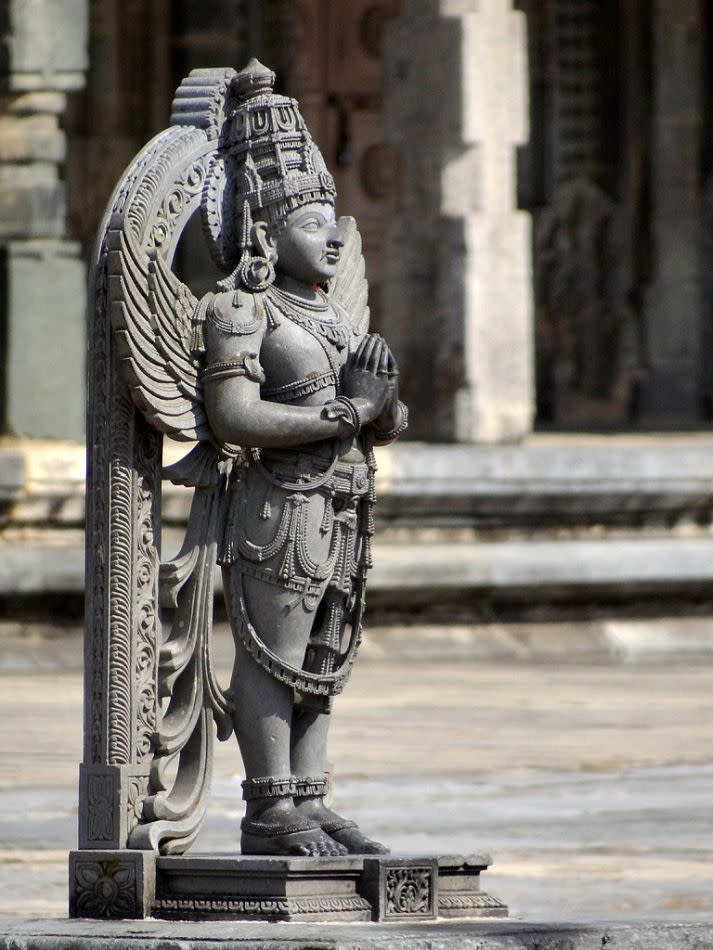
[202,353,265,385]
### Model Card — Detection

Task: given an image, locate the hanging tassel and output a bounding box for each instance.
[320,488,334,534]
[280,536,296,580]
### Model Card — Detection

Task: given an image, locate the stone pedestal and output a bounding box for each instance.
[384,0,533,443]
[68,851,507,922]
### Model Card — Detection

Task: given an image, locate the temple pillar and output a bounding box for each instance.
[0,0,89,440]
[640,0,703,424]
[384,0,533,442]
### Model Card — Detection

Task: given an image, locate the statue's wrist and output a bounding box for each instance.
[322,396,365,435]
[372,400,409,442]
[349,396,378,425]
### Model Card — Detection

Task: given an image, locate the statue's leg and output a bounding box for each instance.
[289,590,389,855]
[224,564,348,856]
[291,699,388,855]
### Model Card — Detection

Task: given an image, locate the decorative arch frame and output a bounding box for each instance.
[79,70,237,857]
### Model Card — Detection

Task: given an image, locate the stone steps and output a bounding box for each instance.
[3,533,713,605]
[3,435,713,609]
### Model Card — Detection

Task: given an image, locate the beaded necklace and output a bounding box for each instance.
[267,285,352,351]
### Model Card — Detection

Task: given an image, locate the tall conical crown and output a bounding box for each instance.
[221,58,336,225]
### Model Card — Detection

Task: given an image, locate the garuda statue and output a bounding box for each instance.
[82,60,407,861]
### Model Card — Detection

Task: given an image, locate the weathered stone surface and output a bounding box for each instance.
[384,0,533,443]
[0,164,65,239]
[371,436,713,525]
[7,436,713,601]
[2,639,713,919]
[1,0,89,92]
[147,852,504,922]
[2,919,713,949]
[0,1,88,441]
[68,850,155,920]
[5,533,713,604]
[4,242,85,440]
[0,449,24,501]
[640,0,702,422]
[0,112,64,163]
[8,435,713,530]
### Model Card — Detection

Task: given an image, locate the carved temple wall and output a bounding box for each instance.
[1,0,713,442]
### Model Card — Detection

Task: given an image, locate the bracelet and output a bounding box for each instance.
[321,396,361,436]
[372,401,409,443]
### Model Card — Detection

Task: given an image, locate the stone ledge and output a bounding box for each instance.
[3,535,713,603]
[5,434,713,528]
[1,918,713,949]
[372,436,713,526]
[371,536,713,602]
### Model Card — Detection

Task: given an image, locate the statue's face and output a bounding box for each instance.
[273,201,342,284]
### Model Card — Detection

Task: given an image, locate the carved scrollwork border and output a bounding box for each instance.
[84,124,216,851]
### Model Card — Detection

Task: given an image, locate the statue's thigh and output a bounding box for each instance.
[224,562,334,671]
[239,570,325,668]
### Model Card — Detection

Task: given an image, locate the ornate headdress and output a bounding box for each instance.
[225,59,336,224]
[198,59,336,286]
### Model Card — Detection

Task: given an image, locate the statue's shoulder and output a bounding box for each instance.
[208,288,267,337]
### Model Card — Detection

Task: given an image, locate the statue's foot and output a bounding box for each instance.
[240,817,348,857]
[321,818,389,854]
[294,800,389,854]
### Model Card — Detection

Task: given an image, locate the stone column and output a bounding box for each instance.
[640,0,702,423]
[384,0,533,443]
[0,0,89,440]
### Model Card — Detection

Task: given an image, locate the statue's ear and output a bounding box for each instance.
[251,221,276,262]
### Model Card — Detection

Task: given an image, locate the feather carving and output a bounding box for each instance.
[327,216,370,337]
[107,225,211,442]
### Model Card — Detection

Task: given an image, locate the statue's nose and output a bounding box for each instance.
[328,226,344,248]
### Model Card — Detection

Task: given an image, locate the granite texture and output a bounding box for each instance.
[2,919,713,950]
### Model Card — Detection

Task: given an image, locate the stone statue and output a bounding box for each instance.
[81,60,407,862]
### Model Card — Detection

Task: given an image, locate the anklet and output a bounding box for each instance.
[293,775,328,797]
[241,775,298,801]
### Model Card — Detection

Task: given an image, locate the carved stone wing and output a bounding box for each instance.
[107,224,211,442]
[327,215,370,336]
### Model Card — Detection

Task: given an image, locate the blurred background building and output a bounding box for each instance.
[2,0,713,624]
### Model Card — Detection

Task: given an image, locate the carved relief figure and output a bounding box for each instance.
[94,60,407,858]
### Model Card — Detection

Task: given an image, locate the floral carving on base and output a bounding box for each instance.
[384,865,433,917]
[73,859,138,919]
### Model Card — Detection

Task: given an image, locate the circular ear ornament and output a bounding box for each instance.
[238,254,276,291]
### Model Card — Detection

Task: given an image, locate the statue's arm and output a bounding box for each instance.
[202,330,386,450]
[205,371,352,448]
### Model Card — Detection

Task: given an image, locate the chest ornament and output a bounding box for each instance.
[267,286,352,350]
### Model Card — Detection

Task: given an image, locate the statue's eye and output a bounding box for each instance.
[301,218,321,231]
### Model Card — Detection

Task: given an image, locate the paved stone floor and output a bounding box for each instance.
[0,624,712,921]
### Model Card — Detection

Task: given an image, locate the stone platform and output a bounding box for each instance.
[68,851,506,923]
[2,918,713,950]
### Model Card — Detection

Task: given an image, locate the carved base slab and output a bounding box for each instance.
[69,851,507,922]
[154,854,371,922]
[154,853,507,922]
